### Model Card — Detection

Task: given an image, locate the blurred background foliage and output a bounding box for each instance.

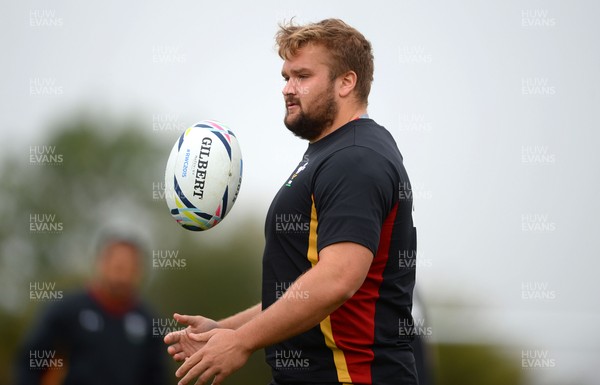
[0,115,524,385]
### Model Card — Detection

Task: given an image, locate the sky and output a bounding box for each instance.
[2,1,600,384]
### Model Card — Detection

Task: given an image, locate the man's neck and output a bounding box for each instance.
[310,106,368,143]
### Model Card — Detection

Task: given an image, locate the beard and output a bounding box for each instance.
[284,82,339,142]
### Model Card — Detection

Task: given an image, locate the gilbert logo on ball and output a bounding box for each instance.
[164,120,242,231]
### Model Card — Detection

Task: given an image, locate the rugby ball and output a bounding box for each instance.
[164,120,242,231]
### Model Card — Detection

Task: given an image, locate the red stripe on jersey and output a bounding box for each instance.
[328,202,399,384]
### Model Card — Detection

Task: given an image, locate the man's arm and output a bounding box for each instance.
[217,303,262,330]
[176,241,373,385]
[237,242,372,348]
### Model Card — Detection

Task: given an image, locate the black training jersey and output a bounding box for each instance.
[262,118,418,385]
[16,290,166,385]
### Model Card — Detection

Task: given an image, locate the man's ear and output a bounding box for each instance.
[338,70,358,98]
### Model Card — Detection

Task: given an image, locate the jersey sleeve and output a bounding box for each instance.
[312,146,398,255]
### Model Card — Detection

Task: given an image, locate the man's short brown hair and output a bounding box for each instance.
[275,18,374,105]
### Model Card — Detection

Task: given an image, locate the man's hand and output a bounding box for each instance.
[164,313,219,362]
[175,329,251,385]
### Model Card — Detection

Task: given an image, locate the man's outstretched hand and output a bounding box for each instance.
[164,313,219,362]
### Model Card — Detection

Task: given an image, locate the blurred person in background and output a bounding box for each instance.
[15,230,167,385]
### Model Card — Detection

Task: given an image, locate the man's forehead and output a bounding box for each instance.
[281,44,331,73]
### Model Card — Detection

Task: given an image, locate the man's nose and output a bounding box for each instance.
[282,79,296,96]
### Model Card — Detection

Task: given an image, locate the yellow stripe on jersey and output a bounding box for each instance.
[308,197,352,383]
[307,197,319,266]
[320,315,352,383]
